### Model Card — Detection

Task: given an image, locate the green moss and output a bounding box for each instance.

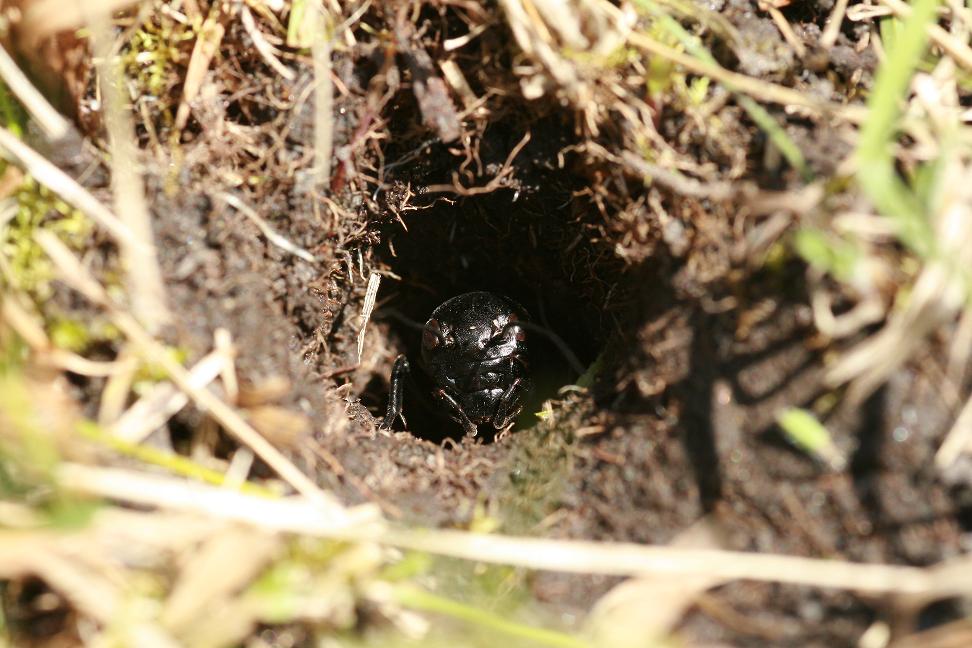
[499,401,585,536]
[0,329,28,375]
[792,228,861,283]
[48,317,91,352]
[0,373,61,489]
[0,372,100,529]
[362,412,587,648]
[120,13,195,121]
[3,176,92,299]
[245,538,378,628]
[391,583,587,648]
[0,80,27,137]
[380,551,433,582]
[132,346,189,394]
[0,174,125,361]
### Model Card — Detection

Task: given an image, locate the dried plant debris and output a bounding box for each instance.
[2,0,972,646]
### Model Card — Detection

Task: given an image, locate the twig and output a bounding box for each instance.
[34,232,330,504]
[0,45,71,140]
[620,150,737,201]
[240,5,295,81]
[426,132,531,195]
[216,192,318,263]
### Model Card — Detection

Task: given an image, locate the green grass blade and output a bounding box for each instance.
[856,0,941,257]
[393,584,590,648]
[776,408,847,471]
[77,421,275,496]
[634,0,811,180]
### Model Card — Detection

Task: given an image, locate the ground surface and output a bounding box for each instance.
[4,0,972,646]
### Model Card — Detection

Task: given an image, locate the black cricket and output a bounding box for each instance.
[380,291,532,436]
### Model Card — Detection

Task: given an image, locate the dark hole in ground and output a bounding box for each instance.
[2,578,74,642]
[370,186,613,442]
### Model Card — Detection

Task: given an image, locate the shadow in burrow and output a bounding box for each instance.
[363,183,624,443]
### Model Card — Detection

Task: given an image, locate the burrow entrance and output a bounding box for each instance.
[363,124,626,442]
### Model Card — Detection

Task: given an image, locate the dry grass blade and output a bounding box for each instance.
[440,59,482,113]
[825,258,967,399]
[892,618,972,648]
[1,297,124,375]
[585,518,727,647]
[311,2,334,189]
[0,509,241,646]
[43,350,129,377]
[0,45,71,140]
[33,230,111,304]
[878,0,972,71]
[386,529,972,599]
[625,31,866,122]
[357,272,380,364]
[621,150,737,200]
[1,295,51,350]
[9,1,972,644]
[88,11,171,332]
[29,551,120,627]
[175,2,229,131]
[34,232,331,503]
[936,392,972,470]
[217,192,318,263]
[426,132,531,194]
[827,54,972,405]
[161,528,280,633]
[51,461,972,601]
[214,327,238,402]
[58,463,382,534]
[498,0,594,130]
[0,127,141,249]
[109,349,227,443]
[240,5,296,81]
[821,0,851,49]
[764,3,807,58]
[0,538,177,647]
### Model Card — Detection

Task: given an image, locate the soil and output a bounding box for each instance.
[11,0,972,645]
